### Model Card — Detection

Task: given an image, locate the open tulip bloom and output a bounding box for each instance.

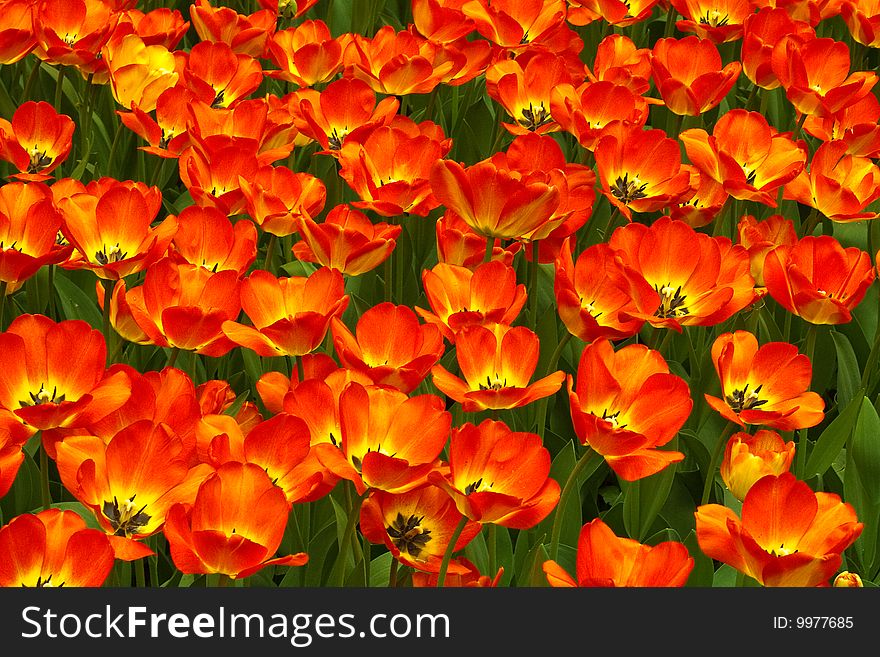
[0,0,878,601]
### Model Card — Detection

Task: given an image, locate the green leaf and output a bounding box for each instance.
[621,447,678,541]
[683,530,714,588]
[0,452,40,519]
[851,397,880,505]
[831,330,861,410]
[54,271,102,329]
[803,393,863,478]
[369,551,393,587]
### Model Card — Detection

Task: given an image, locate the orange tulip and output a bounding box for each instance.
[169,205,257,277]
[736,214,798,287]
[670,0,753,42]
[185,98,294,167]
[112,258,242,357]
[43,365,201,464]
[594,123,693,220]
[336,116,450,217]
[543,518,694,587]
[486,50,574,135]
[238,164,326,237]
[487,132,596,260]
[360,484,482,575]
[568,339,690,481]
[704,330,825,431]
[434,210,521,268]
[222,267,348,358]
[783,140,880,222]
[416,259,527,342]
[0,314,131,432]
[680,109,808,206]
[842,0,880,47]
[55,420,213,560]
[554,240,660,343]
[833,571,864,587]
[650,36,741,116]
[430,157,562,241]
[0,509,115,587]
[695,473,862,586]
[721,430,796,501]
[803,94,880,159]
[550,80,651,151]
[608,216,757,330]
[412,0,475,43]
[431,323,564,412]
[32,0,118,71]
[771,36,877,118]
[183,40,263,109]
[178,138,260,215]
[462,0,572,51]
[428,419,560,529]
[561,0,659,28]
[57,181,174,280]
[315,382,451,495]
[331,302,444,394]
[741,7,815,90]
[254,353,338,414]
[190,0,276,57]
[669,168,728,228]
[0,0,36,64]
[0,101,75,183]
[0,182,72,293]
[288,77,399,154]
[763,235,876,324]
[343,25,465,96]
[118,85,194,159]
[586,34,654,96]
[102,32,181,114]
[113,7,190,50]
[265,20,344,88]
[205,412,324,506]
[164,461,308,579]
[293,204,401,276]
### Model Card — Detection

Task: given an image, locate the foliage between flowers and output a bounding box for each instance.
[2,0,880,589]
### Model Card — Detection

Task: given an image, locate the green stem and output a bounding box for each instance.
[487,522,497,578]
[700,421,739,505]
[664,5,677,37]
[106,121,125,177]
[533,332,572,437]
[599,208,621,241]
[102,279,114,364]
[388,556,399,588]
[264,234,277,274]
[528,240,539,331]
[166,347,181,369]
[53,65,66,111]
[800,208,822,238]
[860,316,880,392]
[135,557,146,587]
[0,280,6,331]
[296,354,305,383]
[39,441,51,511]
[436,516,470,587]
[330,487,369,586]
[796,324,819,479]
[549,447,601,560]
[484,234,494,264]
[792,111,809,142]
[149,536,160,588]
[22,59,41,102]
